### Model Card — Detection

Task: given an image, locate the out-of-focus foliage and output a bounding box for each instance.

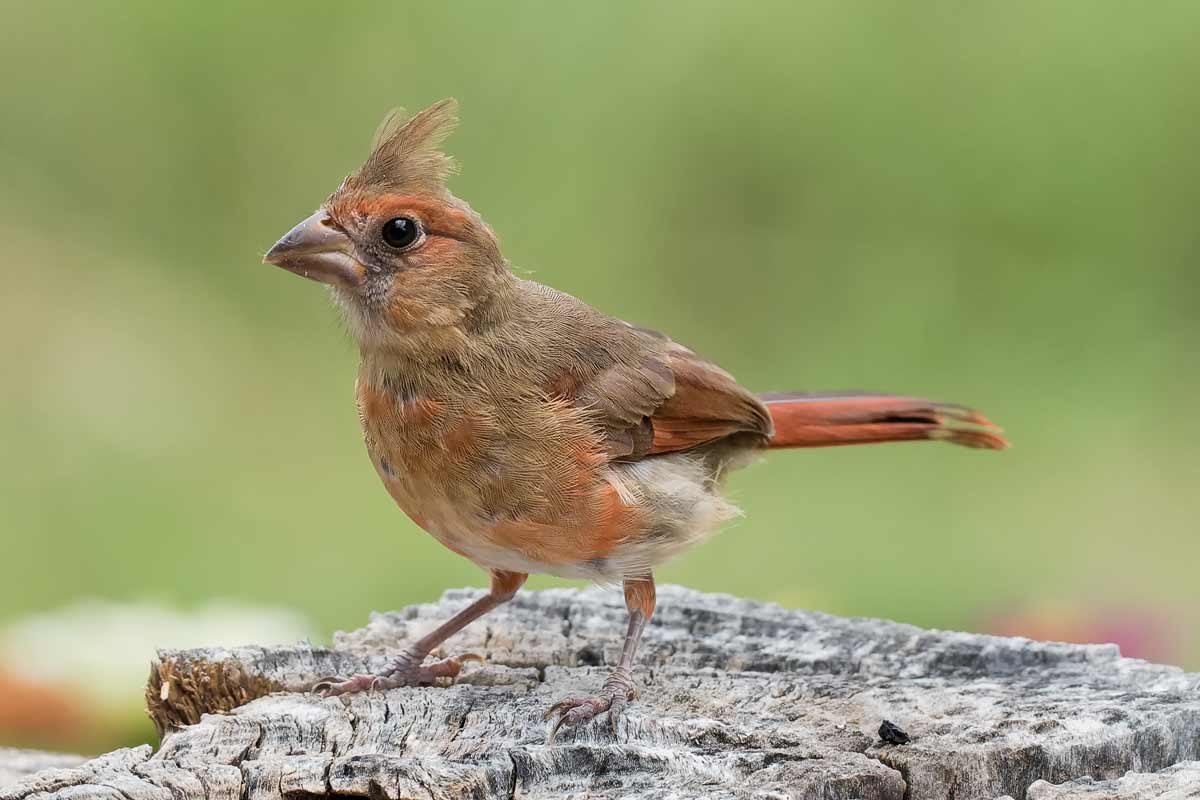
[1,1,1197,751]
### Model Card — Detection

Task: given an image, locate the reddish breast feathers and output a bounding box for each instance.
[356,377,646,579]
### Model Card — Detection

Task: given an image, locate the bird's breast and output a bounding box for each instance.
[354,376,731,580]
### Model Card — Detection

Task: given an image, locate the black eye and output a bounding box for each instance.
[381,217,420,249]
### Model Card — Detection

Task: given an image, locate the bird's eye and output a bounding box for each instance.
[381,217,420,249]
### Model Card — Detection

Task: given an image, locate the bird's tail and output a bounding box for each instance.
[760,392,1008,450]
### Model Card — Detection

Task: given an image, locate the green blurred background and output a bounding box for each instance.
[1,1,1197,754]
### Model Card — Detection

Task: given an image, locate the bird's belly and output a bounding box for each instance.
[369,438,741,581]
[383,479,621,579]
[366,449,629,579]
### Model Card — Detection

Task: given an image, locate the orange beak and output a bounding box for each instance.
[263,211,367,289]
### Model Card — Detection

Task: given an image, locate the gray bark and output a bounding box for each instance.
[2,585,1198,799]
[0,751,85,790]
[1025,761,1200,799]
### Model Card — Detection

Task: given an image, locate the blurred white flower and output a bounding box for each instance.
[0,600,313,713]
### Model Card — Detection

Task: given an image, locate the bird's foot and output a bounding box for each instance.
[311,649,483,696]
[544,667,637,742]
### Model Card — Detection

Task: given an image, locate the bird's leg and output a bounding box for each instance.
[546,576,655,740]
[313,570,527,696]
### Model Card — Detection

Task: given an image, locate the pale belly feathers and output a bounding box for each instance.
[368,443,739,582]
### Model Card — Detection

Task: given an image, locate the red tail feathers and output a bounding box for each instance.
[761,392,1008,450]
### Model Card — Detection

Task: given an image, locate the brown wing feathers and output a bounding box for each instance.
[648,352,773,455]
[576,358,675,460]
[565,325,772,462]
[568,320,1006,463]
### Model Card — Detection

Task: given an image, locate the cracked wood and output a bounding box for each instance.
[3,585,1200,799]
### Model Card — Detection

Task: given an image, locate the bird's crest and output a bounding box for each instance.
[350,99,459,195]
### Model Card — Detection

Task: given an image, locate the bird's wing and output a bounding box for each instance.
[573,323,772,462]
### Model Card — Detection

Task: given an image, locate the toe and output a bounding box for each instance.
[312,674,377,697]
[425,659,464,680]
[607,694,628,733]
[547,702,599,742]
[371,672,416,691]
[544,696,613,742]
[543,697,584,721]
[563,704,599,726]
[438,652,484,674]
[310,676,340,695]
[308,653,482,697]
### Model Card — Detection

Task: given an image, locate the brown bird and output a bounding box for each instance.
[263,99,1007,739]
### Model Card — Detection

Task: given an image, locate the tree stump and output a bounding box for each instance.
[3,585,1198,799]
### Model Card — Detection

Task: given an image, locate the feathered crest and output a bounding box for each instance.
[352,99,459,193]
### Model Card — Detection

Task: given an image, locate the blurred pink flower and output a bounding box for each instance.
[982,602,1180,664]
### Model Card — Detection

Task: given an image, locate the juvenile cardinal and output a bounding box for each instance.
[264,99,1006,739]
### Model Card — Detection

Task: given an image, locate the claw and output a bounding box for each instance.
[543,695,621,742]
[314,673,377,697]
[543,669,639,743]
[543,697,581,722]
[429,657,464,678]
[547,713,569,744]
[311,676,339,694]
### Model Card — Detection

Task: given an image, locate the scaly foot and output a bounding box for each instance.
[544,667,637,742]
[311,649,483,696]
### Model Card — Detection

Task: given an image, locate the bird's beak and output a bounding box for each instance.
[263,211,367,289]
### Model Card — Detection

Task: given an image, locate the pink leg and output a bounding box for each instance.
[313,570,527,696]
[545,576,655,741]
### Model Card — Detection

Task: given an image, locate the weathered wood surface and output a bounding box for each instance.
[0,751,85,791]
[3,585,1199,799]
[1024,761,1200,799]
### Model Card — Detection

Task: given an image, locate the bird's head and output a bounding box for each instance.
[264,99,506,352]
